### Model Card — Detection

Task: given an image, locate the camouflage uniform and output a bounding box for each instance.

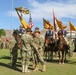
[10,30,20,68]
[33,36,45,63]
[33,27,45,72]
[68,39,74,57]
[9,38,18,67]
[21,28,33,73]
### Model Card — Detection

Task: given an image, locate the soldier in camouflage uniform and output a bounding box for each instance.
[21,28,33,73]
[10,31,18,68]
[9,37,16,66]
[33,27,46,72]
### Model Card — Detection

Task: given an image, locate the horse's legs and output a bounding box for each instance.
[54,51,57,58]
[48,51,50,60]
[44,47,47,60]
[64,51,67,61]
[50,51,53,61]
[58,50,61,64]
[62,51,64,64]
[45,51,48,60]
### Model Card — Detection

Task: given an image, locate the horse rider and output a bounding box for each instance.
[45,26,54,43]
[57,26,70,50]
[21,28,33,73]
[18,25,24,35]
[33,27,46,72]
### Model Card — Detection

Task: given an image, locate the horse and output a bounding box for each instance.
[44,36,57,61]
[12,29,23,49]
[57,35,69,64]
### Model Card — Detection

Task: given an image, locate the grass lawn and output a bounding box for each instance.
[0,49,76,75]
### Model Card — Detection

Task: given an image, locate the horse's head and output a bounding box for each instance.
[45,36,53,44]
[57,36,66,50]
[12,29,19,39]
[12,29,22,49]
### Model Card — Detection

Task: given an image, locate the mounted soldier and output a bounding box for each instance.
[44,26,56,60]
[18,25,24,35]
[57,26,70,52]
[45,26,54,43]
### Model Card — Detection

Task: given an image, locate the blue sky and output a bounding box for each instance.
[0,0,76,31]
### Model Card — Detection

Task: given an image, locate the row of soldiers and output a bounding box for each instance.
[0,38,10,49]
[10,27,46,73]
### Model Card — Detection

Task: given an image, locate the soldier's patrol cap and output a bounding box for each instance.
[34,27,40,34]
[26,28,32,32]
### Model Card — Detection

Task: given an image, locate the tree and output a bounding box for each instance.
[0,29,6,37]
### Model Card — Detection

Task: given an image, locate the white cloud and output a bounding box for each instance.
[29,1,76,21]
[5,11,17,17]
[6,0,76,20]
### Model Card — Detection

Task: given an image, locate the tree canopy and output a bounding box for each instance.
[0,29,6,37]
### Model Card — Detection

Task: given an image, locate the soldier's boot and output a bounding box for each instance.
[22,65,25,73]
[42,64,46,72]
[33,65,38,71]
[25,65,29,72]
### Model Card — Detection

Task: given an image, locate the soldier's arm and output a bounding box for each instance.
[39,37,44,49]
[30,37,38,50]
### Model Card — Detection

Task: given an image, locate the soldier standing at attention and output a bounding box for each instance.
[10,31,18,68]
[33,27,46,72]
[9,37,16,66]
[21,28,33,73]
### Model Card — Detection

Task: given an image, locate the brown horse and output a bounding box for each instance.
[12,29,23,49]
[57,35,68,64]
[44,36,57,61]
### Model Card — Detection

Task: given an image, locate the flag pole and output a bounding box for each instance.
[69,21,72,40]
[52,9,57,47]
[52,10,57,39]
[11,0,13,36]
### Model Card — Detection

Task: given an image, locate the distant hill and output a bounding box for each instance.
[40,29,47,35]
[5,29,76,39]
[5,30,13,37]
[5,29,47,37]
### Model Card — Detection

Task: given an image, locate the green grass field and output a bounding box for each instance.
[0,49,76,75]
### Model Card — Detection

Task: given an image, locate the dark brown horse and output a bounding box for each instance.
[44,36,57,61]
[12,29,23,49]
[57,35,68,64]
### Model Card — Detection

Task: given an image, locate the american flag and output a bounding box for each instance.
[29,13,34,28]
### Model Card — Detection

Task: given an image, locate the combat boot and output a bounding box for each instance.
[22,65,25,73]
[25,65,29,72]
[42,64,46,72]
[33,65,38,71]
